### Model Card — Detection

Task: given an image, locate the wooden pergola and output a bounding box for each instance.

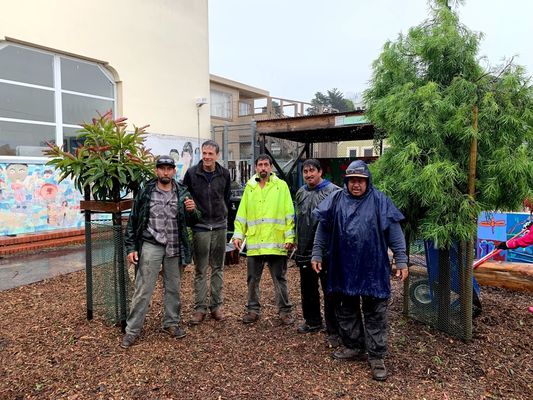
[255,110,377,179]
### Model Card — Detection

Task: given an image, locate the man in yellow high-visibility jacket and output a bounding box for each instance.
[232,154,296,325]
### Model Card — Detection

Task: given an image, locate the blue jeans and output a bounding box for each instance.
[192,229,226,313]
[125,242,182,336]
[246,255,292,315]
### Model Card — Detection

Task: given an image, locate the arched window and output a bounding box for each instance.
[0,42,116,161]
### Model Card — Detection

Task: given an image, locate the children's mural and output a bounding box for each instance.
[477,211,533,264]
[0,135,202,235]
[0,163,84,235]
[144,135,200,181]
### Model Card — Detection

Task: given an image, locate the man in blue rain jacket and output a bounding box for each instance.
[311,160,408,381]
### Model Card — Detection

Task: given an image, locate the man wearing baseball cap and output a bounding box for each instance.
[121,155,200,348]
[311,160,408,381]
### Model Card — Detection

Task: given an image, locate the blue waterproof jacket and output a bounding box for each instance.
[312,160,407,298]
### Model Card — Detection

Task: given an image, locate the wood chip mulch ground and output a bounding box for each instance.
[1,257,532,399]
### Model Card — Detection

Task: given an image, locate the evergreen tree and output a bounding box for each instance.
[307,88,355,115]
[365,0,533,248]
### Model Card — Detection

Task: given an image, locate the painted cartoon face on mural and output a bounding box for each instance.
[181,142,193,167]
[40,183,59,201]
[6,163,29,182]
[144,136,206,182]
[169,149,180,163]
[193,146,201,165]
[43,169,56,183]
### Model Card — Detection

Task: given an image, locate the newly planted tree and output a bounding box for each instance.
[45,110,155,202]
[44,111,155,326]
[366,0,532,247]
[364,0,533,338]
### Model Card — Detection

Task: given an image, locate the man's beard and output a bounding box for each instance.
[259,171,269,178]
[158,177,171,184]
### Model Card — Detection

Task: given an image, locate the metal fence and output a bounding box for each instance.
[405,240,479,341]
[86,220,133,326]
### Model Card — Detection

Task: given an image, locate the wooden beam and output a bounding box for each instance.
[80,199,133,213]
[256,111,367,134]
[474,261,533,293]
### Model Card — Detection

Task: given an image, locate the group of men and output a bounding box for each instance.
[121,140,408,381]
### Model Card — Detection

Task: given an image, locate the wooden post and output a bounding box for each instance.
[462,104,479,340]
[467,105,478,197]
[84,186,93,321]
[113,210,127,333]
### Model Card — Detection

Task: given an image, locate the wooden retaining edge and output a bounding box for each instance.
[474,261,533,293]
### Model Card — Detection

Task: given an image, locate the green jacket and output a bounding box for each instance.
[124,179,200,265]
[232,173,295,256]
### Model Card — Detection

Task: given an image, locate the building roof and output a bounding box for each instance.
[256,111,375,143]
[210,74,269,99]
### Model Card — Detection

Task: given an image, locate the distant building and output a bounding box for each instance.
[209,74,312,162]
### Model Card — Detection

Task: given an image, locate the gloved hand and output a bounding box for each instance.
[523,220,533,231]
[497,241,508,250]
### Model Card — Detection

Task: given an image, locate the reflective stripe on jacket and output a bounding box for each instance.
[233,173,295,256]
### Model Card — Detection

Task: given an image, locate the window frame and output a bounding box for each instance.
[0,42,116,163]
[362,146,374,157]
[210,89,233,120]
[238,100,252,117]
[346,147,357,158]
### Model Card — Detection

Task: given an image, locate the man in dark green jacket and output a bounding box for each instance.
[121,155,200,348]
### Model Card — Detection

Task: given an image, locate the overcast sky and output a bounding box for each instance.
[209,0,533,103]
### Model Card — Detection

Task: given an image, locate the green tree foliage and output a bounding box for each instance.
[262,100,282,117]
[307,88,355,115]
[45,111,155,201]
[364,0,533,248]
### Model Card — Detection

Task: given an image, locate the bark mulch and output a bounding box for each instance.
[1,258,532,399]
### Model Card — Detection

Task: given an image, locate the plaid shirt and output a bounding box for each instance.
[146,184,180,257]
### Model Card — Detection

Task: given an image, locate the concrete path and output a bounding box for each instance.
[0,246,85,291]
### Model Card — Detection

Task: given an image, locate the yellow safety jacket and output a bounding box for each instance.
[233,174,295,256]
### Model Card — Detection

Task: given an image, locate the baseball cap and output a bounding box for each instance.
[156,155,176,168]
[344,165,369,178]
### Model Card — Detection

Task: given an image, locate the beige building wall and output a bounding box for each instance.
[0,0,210,139]
[337,139,389,157]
